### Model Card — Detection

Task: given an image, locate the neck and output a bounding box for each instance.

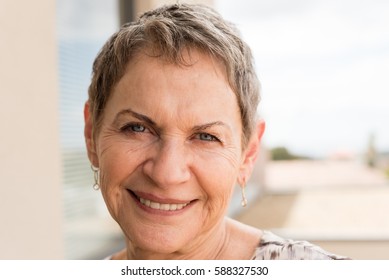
[124,218,231,260]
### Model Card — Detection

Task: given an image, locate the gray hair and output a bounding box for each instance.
[88,3,260,146]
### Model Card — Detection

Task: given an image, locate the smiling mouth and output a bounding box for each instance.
[139,197,189,211]
[129,190,191,211]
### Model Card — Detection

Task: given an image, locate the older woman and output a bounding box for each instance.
[84,3,347,260]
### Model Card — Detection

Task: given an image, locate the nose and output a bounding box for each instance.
[143,139,191,188]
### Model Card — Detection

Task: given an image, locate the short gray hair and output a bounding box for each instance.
[88,3,260,146]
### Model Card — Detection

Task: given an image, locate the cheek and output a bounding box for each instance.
[97,133,153,178]
[196,146,241,181]
[96,137,151,216]
[194,148,241,213]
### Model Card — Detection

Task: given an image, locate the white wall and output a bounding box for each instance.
[0,0,64,259]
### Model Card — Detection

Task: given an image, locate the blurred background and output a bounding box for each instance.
[1,0,388,259]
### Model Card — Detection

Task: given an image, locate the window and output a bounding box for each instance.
[57,0,122,259]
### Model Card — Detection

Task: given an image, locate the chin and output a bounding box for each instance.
[124,222,194,256]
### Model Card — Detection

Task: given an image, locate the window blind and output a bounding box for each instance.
[57,0,121,259]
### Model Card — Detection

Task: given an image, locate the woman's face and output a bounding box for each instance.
[87,50,256,254]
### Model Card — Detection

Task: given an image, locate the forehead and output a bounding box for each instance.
[124,48,230,87]
[125,49,229,91]
[105,49,241,128]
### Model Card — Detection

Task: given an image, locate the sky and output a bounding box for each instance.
[216,0,389,158]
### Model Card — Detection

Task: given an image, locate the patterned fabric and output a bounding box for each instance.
[253,231,349,260]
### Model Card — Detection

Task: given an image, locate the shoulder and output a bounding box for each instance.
[253,231,349,260]
[223,218,264,259]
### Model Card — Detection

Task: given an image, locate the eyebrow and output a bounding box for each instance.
[113,109,156,126]
[192,121,229,132]
[113,108,230,132]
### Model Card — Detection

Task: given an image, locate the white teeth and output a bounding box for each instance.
[138,197,189,211]
[160,204,170,211]
[149,201,160,209]
[169,204,177,211]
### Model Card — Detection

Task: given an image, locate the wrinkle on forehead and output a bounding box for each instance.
[112,49,238,117]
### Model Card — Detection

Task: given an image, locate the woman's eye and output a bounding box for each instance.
[121,123,147,133]
[131,124,146,132]
[198,133,218,142]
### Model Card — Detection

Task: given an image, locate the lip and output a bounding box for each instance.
[127,190,196,215]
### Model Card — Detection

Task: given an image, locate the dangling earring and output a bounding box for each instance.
[241,184,248,207]
[91,165,100,191]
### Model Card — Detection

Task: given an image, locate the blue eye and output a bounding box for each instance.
[198,133,218,141]
[120,123,146,133]
[130,124,146,132]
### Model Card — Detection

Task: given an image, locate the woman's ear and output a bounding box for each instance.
[238,120,265,185]
[84,101,99,167]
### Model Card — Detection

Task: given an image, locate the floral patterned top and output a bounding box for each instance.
[253,231,349,260]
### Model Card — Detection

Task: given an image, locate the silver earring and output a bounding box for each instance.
[241,184,247,207]
[91,165,100,191]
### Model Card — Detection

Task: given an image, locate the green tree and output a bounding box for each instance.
[270,147,310,161]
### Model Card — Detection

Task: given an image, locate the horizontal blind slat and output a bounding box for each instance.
[57,0,119,259]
